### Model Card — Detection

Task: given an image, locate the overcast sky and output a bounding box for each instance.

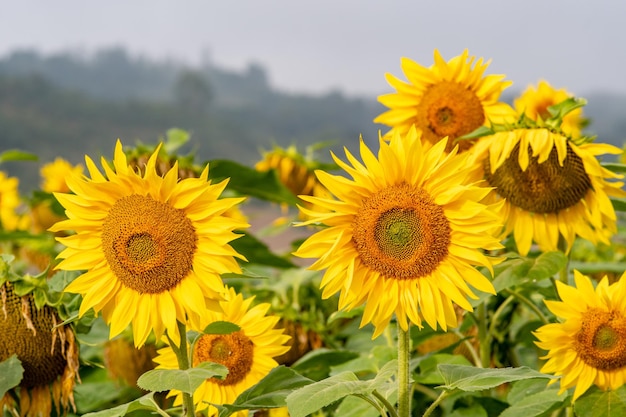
[1,1,625,97]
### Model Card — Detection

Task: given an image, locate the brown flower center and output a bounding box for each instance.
[193,331,254,386]
[414,81,485,152]
[484,141,592,213]
[101,194,197,294]
[352,183,451,279]
[574,308,626,371]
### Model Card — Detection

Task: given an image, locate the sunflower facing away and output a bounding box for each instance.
[49,140,249,347]
[293,128,503,337]
[470,127,625,256]
[534,271,626,401]
[154,286,290,415]
[514,80,586,138]
[0,281,79,417]
[374,49,515,152]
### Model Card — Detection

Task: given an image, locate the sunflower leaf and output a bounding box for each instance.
[203,321,240,335]
[500,382,567,417]
[574,385,626,417]
[0,149,38,164]
[0,355,23,398]
[136,362,228,394]
[81,392,167,417]
[437,365,554,392]
[526,251,568,281]
[218,366,313,416]
[207,159,300,205]
[291,348,360,381]
[229,232,295,269]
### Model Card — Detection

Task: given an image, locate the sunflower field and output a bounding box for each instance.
[2,49,626,417]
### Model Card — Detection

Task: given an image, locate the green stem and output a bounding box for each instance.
[397,322,411,417]
[422,390,449,417]
[168,321,196,417]
[503,289,549,325]
[477,302,491,368]
[372,390,399,417]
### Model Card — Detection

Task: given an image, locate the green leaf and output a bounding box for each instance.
[203,321,241,335]
[291,348,360,381]
[229,232,295,269]
[136,362,228,394]
[602,162,626,173]
[438,365,554,392]
[81,392,166,417]
[219,366,313,416]
[0,149,38,163]
[163,128,190,154]
[611,198,626,212]
[547,97,587,120]
[501,382,567,417]
[526,251,568,281]
[333,395,383,417]
[574,385,626,417]
[491,252,567,293]
[207,159,300,205]
[0,355,23,397]
[569,261,626,274]
[449,403,488,417]
[414,354,472,385]
[286,361,397,417]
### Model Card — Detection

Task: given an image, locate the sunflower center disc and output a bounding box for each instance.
[574,308,626,371]
[102,194,197,294]
[484,142,592,214]
[415,81,485,151]
[193,331,254,386]
[353,183,451,280]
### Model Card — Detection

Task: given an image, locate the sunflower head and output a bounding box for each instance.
[50,140,249,347]
[0,279,79,417]
[534,270,626,401]
[374,49,515,152]
[154,286,290,414]
[514,80,587,138]
[40,157,84,194]
[294,128,503,337]
[470,113,625,255]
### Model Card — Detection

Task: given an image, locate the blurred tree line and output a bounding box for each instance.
[0,47,624,191]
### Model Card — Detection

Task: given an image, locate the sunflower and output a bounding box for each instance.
[154,286,290,415]
[49,140,249,347]
[514,80,585,138]
[534,270,626,401]
[40,157,84,194]
[0,171,29,231]
[470,127,625,256]
[0,281,79,417]
[293,128,503,337]
[374,49,515,152]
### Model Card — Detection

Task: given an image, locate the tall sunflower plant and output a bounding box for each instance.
[2,49,626,417]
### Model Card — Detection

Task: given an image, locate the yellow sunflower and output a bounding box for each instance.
[293,128,503,337]
[534,270,626,401]
[514,80,585,138]
[40,157,84,194]
[374,49,515,152]
[154,286,290,415]
[470,127,625,256]
[0,171,29,231]
[49,140,249,347]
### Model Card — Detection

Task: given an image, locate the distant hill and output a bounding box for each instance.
[0,47,624,192]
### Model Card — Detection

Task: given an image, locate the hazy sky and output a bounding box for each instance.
[1,1,625,97]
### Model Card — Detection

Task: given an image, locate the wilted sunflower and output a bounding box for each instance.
[470,127,624,256]
[49,140,249,347]
[154,286,290,415]
[514,80,585,138]
[0,281,79,417]
[0,171,29,231]
[293,128,503,337]
[374,49,515,152]
[534,270,626,401]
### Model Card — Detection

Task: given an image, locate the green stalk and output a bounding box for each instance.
[477,302,491,368]
[397,322,411,417]
[168,321,196,417]
[422,390,449,417]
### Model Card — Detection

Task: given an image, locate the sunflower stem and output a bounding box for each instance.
[477,302,491,368]
[397,322,411,417]
[503,289,549,324]
[422,390,449,417]
[372,390,399,417]
[171,321,196,417]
